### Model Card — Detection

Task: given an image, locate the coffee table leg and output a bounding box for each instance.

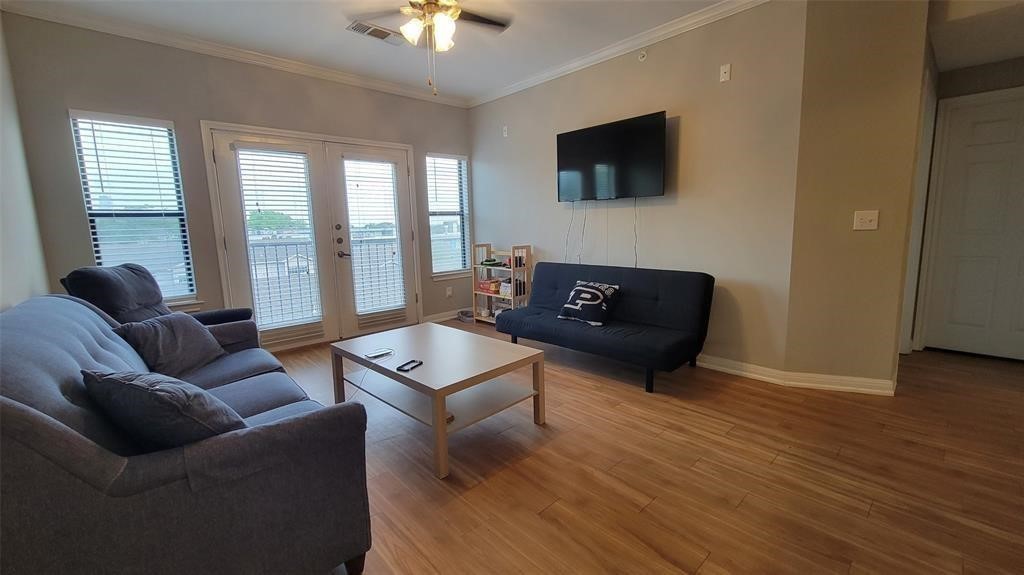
[332,351,346,404]
[432,396,450,479]
[533,357,546,425]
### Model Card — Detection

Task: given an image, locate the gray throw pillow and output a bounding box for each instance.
[82,370,246,450]
[114,312,226,378]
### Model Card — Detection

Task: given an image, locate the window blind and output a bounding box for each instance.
[72,114,195,298]
[236,149,322,329]
[426,156,470,274]
[343,159,407,315]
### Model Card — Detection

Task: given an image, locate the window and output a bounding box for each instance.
[71,112,195,298]
[425,155,470,275]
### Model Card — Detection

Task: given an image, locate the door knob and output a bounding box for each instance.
[337,250,352,258]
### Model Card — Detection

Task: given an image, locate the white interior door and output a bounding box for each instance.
[326,143,418,337]
[923,88,1024,359]
[211,130,340,343]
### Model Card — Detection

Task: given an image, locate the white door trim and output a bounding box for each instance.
[200,120,424,338]
[912,85,1024,351]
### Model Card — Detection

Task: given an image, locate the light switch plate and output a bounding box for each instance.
[719,64,731,82]
[853,210,879,231]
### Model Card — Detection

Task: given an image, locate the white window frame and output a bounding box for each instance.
[425,153,472,280]
[69,109,197,301]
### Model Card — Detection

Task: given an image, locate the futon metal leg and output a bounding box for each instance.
[511,335,518,344]
[344,553,366,575]
[645,368,655,393]
[689,358,697,367]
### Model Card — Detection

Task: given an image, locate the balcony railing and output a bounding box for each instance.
[247,239,321,329]
[246,235,406,329]
[348,235,406,315]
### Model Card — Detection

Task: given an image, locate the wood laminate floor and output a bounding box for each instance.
[278,321,1024,574]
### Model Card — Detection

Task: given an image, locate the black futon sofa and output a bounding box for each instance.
[496,262,715,392]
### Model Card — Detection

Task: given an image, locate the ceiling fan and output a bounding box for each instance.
[355,0,510,96]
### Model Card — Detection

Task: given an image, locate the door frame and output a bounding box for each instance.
[200,120,424,347]
[911,85,1024,351]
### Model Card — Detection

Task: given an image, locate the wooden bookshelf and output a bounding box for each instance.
[472,243,532,324]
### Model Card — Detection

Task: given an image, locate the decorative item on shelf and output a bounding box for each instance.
[471,243,532,324]
[477,278,501,294]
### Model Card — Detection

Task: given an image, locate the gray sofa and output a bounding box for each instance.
[0,295,371,574]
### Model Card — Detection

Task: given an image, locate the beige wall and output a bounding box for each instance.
[470,0,808,370]
[938,56,1024,99]
[0,12,48,310]
[785,1,929,381]
[2,13,471,318]
[901,43,939,354]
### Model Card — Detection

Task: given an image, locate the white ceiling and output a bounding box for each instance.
[928,0,1024,71]
[2,0,725,106]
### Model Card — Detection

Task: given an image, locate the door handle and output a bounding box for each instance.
[337,250,352,258]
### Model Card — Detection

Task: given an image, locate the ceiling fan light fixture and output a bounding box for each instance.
[432,12,456,52]
[400,17,424,45]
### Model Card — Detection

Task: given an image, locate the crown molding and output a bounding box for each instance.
[468,0,771,107]
[2,0,768,110]
[0,2,472,108]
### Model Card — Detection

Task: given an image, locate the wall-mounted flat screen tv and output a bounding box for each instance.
[557,111,666,202]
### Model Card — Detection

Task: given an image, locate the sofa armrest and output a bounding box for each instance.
[191,307,253,325]
[182,402,367,491]
[206,319,261,353]
[1,397,188,497]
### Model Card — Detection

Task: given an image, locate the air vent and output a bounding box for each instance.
[347,21,406,46]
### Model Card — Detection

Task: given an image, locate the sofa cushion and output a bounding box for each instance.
[0,296,149,455]
[82,370,246,450]
[115,313,226,378]
[60,263,172,324]
[207,371,309,418]
[182,348,284,390]
[243,399,324,427]
[498,307,701,371]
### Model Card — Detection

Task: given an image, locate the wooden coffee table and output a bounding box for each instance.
[331,323,545,478]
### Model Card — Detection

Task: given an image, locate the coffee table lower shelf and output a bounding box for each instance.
[346,369,537,435]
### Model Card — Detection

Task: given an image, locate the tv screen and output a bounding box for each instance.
[557,111,666,202]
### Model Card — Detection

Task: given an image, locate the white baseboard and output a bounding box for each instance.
[697,354,896,396]
[422,311,460,323]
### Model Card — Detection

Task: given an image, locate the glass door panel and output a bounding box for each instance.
[236,149,322,329]
[343,159,407,315]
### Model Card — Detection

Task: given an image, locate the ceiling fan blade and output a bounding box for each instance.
[458,9,510,30]
[348,9,402,22]
[399,6,421,16]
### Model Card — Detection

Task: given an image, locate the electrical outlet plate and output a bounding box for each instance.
[853,210,879,231]
[719,63,731,82]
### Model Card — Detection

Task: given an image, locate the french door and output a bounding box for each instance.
[210,129,417,343]
[327,143,418,336]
